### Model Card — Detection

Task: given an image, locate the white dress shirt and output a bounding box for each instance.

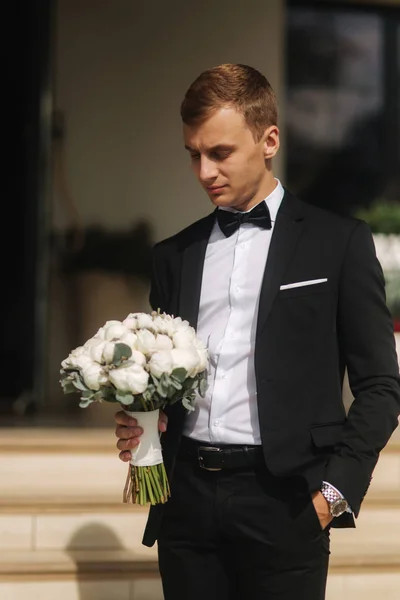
[183,179,284,445]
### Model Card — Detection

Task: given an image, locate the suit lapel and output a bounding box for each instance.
[256,190,306,338]
[178,212,216,329]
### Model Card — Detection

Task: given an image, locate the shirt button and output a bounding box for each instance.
[229,332,234,338]
[220,372,226,379]
[214,420,220,426]
[235,286,240,293]
[241,243,245,249]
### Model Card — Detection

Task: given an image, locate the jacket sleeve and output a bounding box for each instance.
[324,221,400,516]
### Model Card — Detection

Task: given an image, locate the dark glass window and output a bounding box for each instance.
[286,2,400,217]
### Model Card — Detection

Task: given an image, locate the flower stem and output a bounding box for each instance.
[144,468,155,504]
[125,463,170,505]
[150,465,164,501]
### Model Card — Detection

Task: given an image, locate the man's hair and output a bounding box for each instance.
[180,64,278,141]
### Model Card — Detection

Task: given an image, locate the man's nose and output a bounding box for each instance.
[199,157,218,182]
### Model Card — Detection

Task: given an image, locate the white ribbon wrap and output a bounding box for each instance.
[124,409,163,467]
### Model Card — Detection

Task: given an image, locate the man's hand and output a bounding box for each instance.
[311,491,334,530]
[114,410,168,462]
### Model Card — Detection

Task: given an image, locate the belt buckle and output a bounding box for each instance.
[198,446,223,471]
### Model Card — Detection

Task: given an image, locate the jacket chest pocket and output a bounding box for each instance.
[278,280,329,299]
[275,287,334,333]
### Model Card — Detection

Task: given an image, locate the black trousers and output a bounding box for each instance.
[157,449,330,600]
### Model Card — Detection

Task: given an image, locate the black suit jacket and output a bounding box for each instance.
[142,189,400,547]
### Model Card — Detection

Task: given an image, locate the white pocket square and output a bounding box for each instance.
[280,278,328,291]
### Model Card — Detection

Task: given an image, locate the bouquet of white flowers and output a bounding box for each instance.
[60,311,208,505]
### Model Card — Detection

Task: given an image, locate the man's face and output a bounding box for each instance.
[183,107,278,212]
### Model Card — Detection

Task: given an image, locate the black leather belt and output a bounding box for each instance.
[179,436,264,471]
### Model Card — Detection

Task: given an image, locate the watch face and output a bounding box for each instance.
[331,499,348,517]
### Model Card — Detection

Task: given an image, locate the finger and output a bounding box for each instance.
[115,425,143,440]
[117,437,140,451]
[118,450,132,462]
[114,410,138,427]
[159,411,168,432]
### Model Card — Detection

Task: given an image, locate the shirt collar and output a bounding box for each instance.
[219,178,284,225]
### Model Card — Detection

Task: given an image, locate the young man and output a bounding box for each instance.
[114,64,400,599]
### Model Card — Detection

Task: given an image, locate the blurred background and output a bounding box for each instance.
[1,1,399,599]
[2,0,399,424]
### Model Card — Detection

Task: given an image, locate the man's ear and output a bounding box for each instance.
[262,125,280,160]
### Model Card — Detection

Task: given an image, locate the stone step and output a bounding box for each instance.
[0,428,128,504]
[0,546,399,600]
[1,497,399,552]
[0,550,162,600]
[0,507,152,552]
[0,428,399,557]
[0,549,158,579]
[1,427,399,503]
[1,427,399,600]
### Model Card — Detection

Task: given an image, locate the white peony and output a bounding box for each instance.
[81,363,107,390]
[109,364,149,394]
[172,328,196,349]
[104,322,130,341]
[102,341,117,363]
[120,331,138,349]
[93,327,106,340]
[149,351,173,378]
[171,348,200,377]
[136,312,155,330]
[86,339,107,364]
[61,346,92,371]
[131,350,146,367]
[173,316,190,329]
[95,320,121,340]
[152,314,176,337]
[122,316,138,330]
[84,338,102,350]
[61,345,83,367]
[154,334,173,351]
[192,338,208,374]
[136,329,156,354]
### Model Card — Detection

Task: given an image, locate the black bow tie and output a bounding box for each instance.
[216,201,272,238]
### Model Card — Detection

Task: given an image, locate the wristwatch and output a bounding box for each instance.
[321,482,349,517]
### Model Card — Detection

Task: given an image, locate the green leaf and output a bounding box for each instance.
[116,360,134,369]
[156,373,171,399]
[182,396,195,412]
[147,383,156,395]
[142,389,152,402]
[160,372,170,385]
[72,377,90,392]
[116,391,134,406]
[199,377,208,397]
[79,397,94,408]
[190,379,198,390]
[156,380,168,399]
[167,384,177,398]
[150,373,159,387]
[60,379,76,394]
[112,343,132,365]
[81,390,94,399]
[169,376,182,390]
[99,385,117,402]
[171,368,187,383]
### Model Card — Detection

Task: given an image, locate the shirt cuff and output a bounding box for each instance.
[322,480,353,513]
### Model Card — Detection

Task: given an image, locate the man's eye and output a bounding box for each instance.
[213,151,231,160]
[190,154,200,160]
